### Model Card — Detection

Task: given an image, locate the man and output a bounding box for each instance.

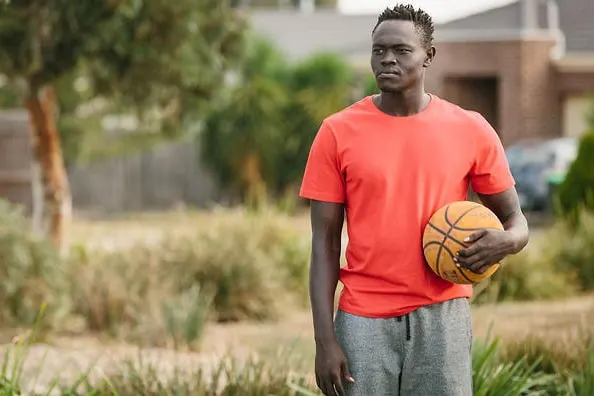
[299,4,530,396]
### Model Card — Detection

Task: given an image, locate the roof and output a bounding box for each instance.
[437,0,594,52]
[436,2,523,31]
[246,0,594,62]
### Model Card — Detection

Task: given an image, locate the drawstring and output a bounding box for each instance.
[405,314,411,341]
[397,314,412,341]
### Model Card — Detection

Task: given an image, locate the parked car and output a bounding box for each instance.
[505,137,578,212]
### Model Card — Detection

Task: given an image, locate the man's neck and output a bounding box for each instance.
[374,87,430,117]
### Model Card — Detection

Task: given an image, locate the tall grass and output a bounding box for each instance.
[1,328,593,395]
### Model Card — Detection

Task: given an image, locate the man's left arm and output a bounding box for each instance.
[454,113,530,273]
[455,189,530,274]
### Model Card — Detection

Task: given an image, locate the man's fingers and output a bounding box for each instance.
[466,261,486,274]
[333,377,346,396]
[457,250,486,267]
[321,378,335,396]
[456,243,481,258]
[341,360,355,383]
[463,229,487,244]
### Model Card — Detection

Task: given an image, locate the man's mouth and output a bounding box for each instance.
[378,72,400,79]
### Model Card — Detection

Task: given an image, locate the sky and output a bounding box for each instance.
[337,0,518,23]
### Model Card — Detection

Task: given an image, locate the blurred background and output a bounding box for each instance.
[0,0,593,395]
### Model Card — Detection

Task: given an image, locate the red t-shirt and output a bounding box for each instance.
[299,94,515,318]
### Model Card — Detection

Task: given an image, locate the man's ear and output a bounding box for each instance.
[423,46,436,68]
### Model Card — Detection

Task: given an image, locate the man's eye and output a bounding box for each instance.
[373,48,384,55]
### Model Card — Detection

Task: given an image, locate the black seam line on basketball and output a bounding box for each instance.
[444,203,482,229]
[423,241,444,275]
[449,225,504,232]
[436,233,447,278]
[425,222,467,249]
[441,244,474,284]
[442,204,482,262]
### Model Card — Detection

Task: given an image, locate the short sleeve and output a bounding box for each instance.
[469,113,516,195]
[299,121,346,203]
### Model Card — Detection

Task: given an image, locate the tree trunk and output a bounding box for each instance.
[242,152,267,210]
[25,85,72,254]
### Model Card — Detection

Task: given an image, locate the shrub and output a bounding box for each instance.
[554,211,594,291]
[472,229,578,304]
[0,199,70,330]
[556,130,594,225]
[68,243,214,349]
[473,208,594,304]
[69,207,311,345]
[167,207,310,322]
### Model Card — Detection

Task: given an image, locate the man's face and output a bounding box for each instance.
[370,20,434,93]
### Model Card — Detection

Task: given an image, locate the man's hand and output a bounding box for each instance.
[315,339,355,396]
[454,229,516,274]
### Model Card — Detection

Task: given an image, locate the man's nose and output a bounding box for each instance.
[381,52,397,65]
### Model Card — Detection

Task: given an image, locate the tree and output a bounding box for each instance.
[199,35,355,207]
[0,0,246,252]
[200,35,289,207]
[273,52,354,196]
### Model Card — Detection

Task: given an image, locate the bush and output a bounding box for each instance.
[554,211,594,291]
[472,230,577,305]
[556,130,594,225]
[0,199,70,330]
[69,207,311,346]
[473,209,594,304]
[68,243,214,349]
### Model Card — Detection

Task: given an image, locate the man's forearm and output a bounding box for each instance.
[503,211,529,254]
[310,240,341,344]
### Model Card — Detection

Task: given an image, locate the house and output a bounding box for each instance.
[248,0,594,145]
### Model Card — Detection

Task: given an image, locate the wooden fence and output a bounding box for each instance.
[68,139,220,214]
[0,110,33,214]
[0,109,220,215]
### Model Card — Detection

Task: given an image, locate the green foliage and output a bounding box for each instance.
[472,243,577,305]
[2,328,594,395]
[199,35,355,203]
[553,211,594,291]
[556,131,594,225]
[0,200,69,329]
[0,0,247,164]
[274,52,354,195]
[501,332,594,395]
[200,36,289,203]
[472,333,555,395]
[474,210,594,304]
[362,72,380,97]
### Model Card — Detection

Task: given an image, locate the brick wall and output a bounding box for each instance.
[425,38,560,146]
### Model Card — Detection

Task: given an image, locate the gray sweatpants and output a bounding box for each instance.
[334,298,473,396]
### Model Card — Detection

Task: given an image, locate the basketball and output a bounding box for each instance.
[422,201,504,284]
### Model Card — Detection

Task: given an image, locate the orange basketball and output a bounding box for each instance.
[422,201,504,284]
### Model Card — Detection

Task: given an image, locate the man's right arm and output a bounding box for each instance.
[310,200,344,344]
[299,121,353,394]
